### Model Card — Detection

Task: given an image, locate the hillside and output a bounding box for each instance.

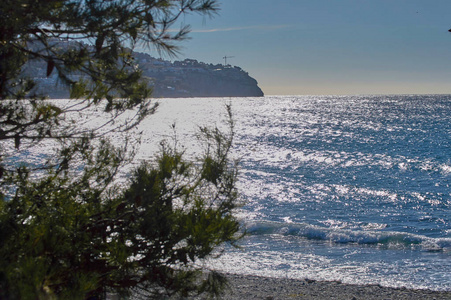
[22,46,264,98]
[135,53,264,97]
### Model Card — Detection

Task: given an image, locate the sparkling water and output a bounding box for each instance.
[7,95,450,291]
[140,95,450,291]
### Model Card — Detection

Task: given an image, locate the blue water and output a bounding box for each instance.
[236,95,450,239]
[143,95,450,291]
[219,95,451,291]
[8,95,450,290]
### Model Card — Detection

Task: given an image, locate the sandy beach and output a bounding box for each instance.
[193,273,451,300]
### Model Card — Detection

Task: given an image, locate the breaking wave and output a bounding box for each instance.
[246,221,451,252]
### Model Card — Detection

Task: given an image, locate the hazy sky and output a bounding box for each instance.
[161,1,451,95]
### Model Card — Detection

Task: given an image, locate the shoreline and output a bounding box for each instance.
[196,273,451,300]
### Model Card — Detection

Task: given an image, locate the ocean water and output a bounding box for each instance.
[138,95,451,291]
[6,95,450,291]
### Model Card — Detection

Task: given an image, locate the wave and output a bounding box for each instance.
[245,221,451,252]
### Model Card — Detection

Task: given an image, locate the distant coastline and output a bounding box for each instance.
[134,54,264,98]
[22,44,264,98]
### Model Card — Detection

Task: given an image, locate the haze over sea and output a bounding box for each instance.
[11,95,450,291]
[140,95,450,291]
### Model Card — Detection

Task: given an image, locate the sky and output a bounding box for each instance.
[149,0,451,95]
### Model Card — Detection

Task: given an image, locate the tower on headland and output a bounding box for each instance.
[223,55,234,66]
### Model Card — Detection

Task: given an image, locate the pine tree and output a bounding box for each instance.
[0,1,242,298]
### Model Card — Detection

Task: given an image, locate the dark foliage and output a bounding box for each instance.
[0,1,243,298]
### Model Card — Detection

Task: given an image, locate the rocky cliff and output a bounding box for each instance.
[136,54,264,97]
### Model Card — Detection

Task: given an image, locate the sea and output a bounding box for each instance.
[7,95,451,291]
[136,95,450,291]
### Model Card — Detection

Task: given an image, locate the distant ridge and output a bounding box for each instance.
[134,53,264,98]
[22,44,264,98]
